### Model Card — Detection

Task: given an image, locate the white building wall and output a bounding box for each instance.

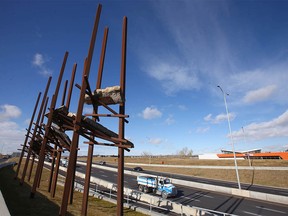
[198,153,219,159]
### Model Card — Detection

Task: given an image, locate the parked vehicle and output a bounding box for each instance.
[137,175,177,199]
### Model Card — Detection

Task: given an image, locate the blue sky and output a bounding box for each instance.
[1,0,288,156]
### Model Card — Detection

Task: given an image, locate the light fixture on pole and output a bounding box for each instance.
[217,85,241,190]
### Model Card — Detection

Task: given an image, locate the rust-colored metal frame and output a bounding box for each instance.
[16,4,132,216]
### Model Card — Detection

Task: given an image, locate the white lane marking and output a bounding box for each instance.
[194,192,213,198]
[178,196,200,202]
[256,206,286,214]
[101,175,108,178]
[243,211,262,216]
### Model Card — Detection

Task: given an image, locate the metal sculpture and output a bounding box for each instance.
[16,4,133,216]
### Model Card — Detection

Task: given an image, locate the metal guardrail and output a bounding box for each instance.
[67,177,237,216]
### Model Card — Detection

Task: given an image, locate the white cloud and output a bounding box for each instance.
[0,104,21,120]
[147,62,201,95]
[165,115,175,125]
[141,106,162,119]
[232,110,288,141]
[0,104,24,154]
[32,53,44,67]
[32,53,52,77]
[204,114,212,122]
[243,85,277,104]
[148,137,163,145]
[178,105,188,110]
[138,2,288,108]
[204,112,236,124]
[39,68,53,77]
[196,127,210,133]
[227,64,288,106]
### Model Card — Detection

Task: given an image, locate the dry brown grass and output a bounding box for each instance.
[80,155,288,167]
[1,158,146,216]
[133,166,288,188]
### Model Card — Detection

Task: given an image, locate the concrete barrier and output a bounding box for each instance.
[125,163,288,170]
[85,173,202,216]
[0,162,14,216]
[0,191,11,216]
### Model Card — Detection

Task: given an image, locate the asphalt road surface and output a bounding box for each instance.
[74,163,288,216]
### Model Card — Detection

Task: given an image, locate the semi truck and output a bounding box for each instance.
[137,175,177,199]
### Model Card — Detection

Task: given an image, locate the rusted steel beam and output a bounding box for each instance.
[60,5,102,215]
[85,113,129,118]
[40,96,49,127]
[81,27,108,216]
[51,146,62,198]
[96,27,108,90]
[27,154,35,182]
[66,63,77,110]
[50,64,77,197]
[20,76,52,186]
[54,52,69,99]
[95,99,129,123]
[117,16,128,216]
[37,96,49,187]
[61,80,68,106]
[15,91,41,179]
[31,51,68,197]
[48,144,57,192]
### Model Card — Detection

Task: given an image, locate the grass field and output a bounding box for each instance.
[0,159,146,216]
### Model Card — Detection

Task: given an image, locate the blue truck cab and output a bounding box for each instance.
[137,175,177,199]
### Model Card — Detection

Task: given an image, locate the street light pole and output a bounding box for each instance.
[242,126,251,167]
[217,85,241,190]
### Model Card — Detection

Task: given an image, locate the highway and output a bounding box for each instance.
[135,167,288,197]
[74,163,288,216]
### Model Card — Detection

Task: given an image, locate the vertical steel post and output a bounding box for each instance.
[61,80,68,106]
[48,145,57,192]
[51,147,62,197]
[37,96,49,188]
[117,16,127,216]
[20,77,52,185]
[27,154,35,182]
[15,92,41,179]
[31,52,68,197]
[81,27,108,216]
[65,63,77,110]
[59,5,102,215]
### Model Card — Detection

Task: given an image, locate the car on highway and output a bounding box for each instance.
[133,166,143,171]
[99,161,106,165]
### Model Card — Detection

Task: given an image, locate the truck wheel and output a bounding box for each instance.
[143,186,149,193]
[162,191,168,199]
[138,185,144,192]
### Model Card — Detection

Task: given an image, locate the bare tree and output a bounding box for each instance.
[141,151,152,157]
[177,147,193,157]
